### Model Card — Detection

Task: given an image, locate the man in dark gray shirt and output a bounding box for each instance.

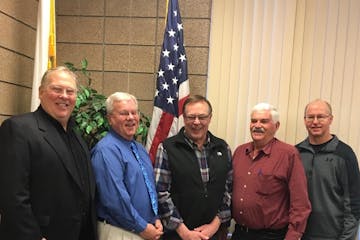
[296,99,360,240]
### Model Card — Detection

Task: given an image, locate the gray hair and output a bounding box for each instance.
[106,92,138,114]
[251,102,279,123]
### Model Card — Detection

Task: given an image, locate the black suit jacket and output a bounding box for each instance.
[0,107,97,240]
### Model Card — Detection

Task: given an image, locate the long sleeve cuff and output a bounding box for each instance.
[217,209,231,223]
[285,230,302,240]
[163,216,183,231]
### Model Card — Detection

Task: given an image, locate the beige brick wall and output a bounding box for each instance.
[0,0,37,118]
[0,0,211,121]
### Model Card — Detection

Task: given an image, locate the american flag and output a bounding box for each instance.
[146,0,189,164]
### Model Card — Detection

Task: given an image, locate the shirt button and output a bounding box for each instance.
[239,211,243,214]
[243,185,247,188]
[240,198,243,201]
[247,171,251,175]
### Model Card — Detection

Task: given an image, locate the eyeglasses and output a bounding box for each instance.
[184,114,211,121]
[304,114,331,122]
[116,110,139,117]
[48,85,77,96]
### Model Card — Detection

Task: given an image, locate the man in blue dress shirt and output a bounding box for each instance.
[91,92,163,240]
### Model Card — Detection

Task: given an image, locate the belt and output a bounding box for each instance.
[98,217,109,224]
[235,224,288,234]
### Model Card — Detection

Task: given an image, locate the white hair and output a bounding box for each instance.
[105,92,138,114]
[251,102,279,123]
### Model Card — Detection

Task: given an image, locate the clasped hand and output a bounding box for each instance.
[140,219,163,240]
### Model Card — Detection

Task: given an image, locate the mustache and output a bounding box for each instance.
[252,127,265,133]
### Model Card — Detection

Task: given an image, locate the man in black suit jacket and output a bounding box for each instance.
[0,66,97,240]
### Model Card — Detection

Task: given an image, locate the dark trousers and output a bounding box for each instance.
[163,224,228,240]
[231,224,287,240]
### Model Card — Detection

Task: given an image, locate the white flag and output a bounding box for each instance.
[31,0,56,111]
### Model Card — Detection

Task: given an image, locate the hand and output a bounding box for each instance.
[139,223,163,240]
[177,223,209,240]
[194,216,221,239]
[154,219,163,233]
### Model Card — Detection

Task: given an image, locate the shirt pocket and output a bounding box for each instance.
[255,174,284,196]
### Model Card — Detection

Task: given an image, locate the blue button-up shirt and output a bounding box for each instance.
[91,129,158,233]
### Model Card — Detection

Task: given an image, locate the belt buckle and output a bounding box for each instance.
[98,218,107,224]
[240,225,249,232]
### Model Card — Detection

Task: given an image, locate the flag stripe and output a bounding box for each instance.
[148,110,175,161]
[178,79,190,115]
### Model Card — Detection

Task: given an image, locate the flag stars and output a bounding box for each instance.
[167,96,174,104]
[147,0,188,158]
[162,82,169,90]
[162,49,170,57]
[179,54,186,62]
[168,63,175,71]
[168,29,176,37]
[158,69,165,77]
[177,23,183,31]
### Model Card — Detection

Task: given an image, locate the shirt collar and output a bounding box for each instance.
[39,105,74,133]
[183,130,210,150]
[109,128,135,147]
[245,138,277,156]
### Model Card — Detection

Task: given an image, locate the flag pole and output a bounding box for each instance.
[165,0,169,25]
[48,0,56,69]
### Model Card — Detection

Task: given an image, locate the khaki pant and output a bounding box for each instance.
[98,221,143,240]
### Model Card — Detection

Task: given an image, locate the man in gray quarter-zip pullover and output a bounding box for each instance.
[296,99,360,240]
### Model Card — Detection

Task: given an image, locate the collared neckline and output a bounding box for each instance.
[245,138,277,160]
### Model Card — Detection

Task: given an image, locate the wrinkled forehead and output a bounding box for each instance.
[251,109,271,118]
[305,101,331,115]
[184,101,210,114]
[44,70,77,88]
